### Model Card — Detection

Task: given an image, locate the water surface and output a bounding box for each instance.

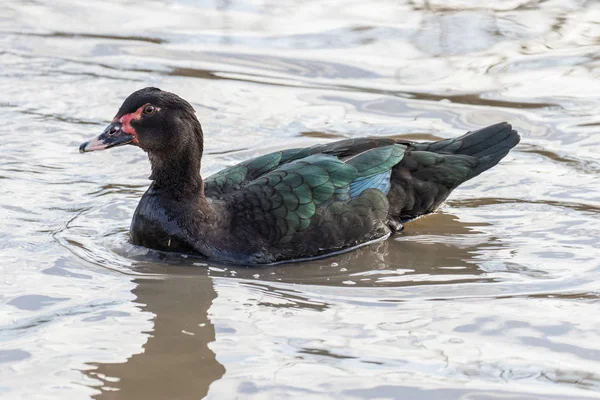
[1,0,600,399]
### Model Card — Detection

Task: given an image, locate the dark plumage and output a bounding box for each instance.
[80,87,520,264]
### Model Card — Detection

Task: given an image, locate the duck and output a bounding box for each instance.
[79,87,520,265]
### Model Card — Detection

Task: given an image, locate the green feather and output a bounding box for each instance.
[312,184,335,205]
[286,212,301,233]
[299,218,311,230]
[272,205,288,218]
[225,144,405,245]
[283,171,304,189]
[281,191,300,211]
[244,152,283,176]
[298,165,330,187]
[348,144,405,177]
[329,164,358,187]
[296,202,316,220]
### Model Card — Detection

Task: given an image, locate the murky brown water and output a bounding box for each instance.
[2,0,600,399]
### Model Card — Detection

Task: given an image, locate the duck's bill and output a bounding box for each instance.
[79,122,135,153]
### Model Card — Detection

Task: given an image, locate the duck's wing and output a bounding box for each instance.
[224,144,406,247]
[204,138,397,198]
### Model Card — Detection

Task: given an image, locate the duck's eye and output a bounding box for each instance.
[143,105,155,116]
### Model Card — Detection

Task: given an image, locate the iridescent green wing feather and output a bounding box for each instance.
[204,152,285,198]
[227,144,406,245]
[228,154,357,243]
[204,138,399,198]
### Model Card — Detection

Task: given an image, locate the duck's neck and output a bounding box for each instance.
[148,127,205,199]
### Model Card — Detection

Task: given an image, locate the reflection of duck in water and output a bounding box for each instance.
[80,87,519,265]
[84,209,502,397]
[88,274,224,399]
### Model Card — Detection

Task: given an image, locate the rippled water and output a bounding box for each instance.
[2,0,600,399]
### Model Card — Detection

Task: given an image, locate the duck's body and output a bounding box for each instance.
[80,88,520,265]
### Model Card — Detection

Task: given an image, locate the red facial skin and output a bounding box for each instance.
[113,104,145,144]
[112,104,161,145]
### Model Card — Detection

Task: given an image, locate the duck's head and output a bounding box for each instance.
[79,87,203,156]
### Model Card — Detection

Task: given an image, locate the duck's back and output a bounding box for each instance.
[204,138,399,198]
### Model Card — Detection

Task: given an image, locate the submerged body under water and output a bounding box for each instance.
[1,0,600,399]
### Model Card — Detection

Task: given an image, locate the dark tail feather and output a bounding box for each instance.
[414,122,520,179]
